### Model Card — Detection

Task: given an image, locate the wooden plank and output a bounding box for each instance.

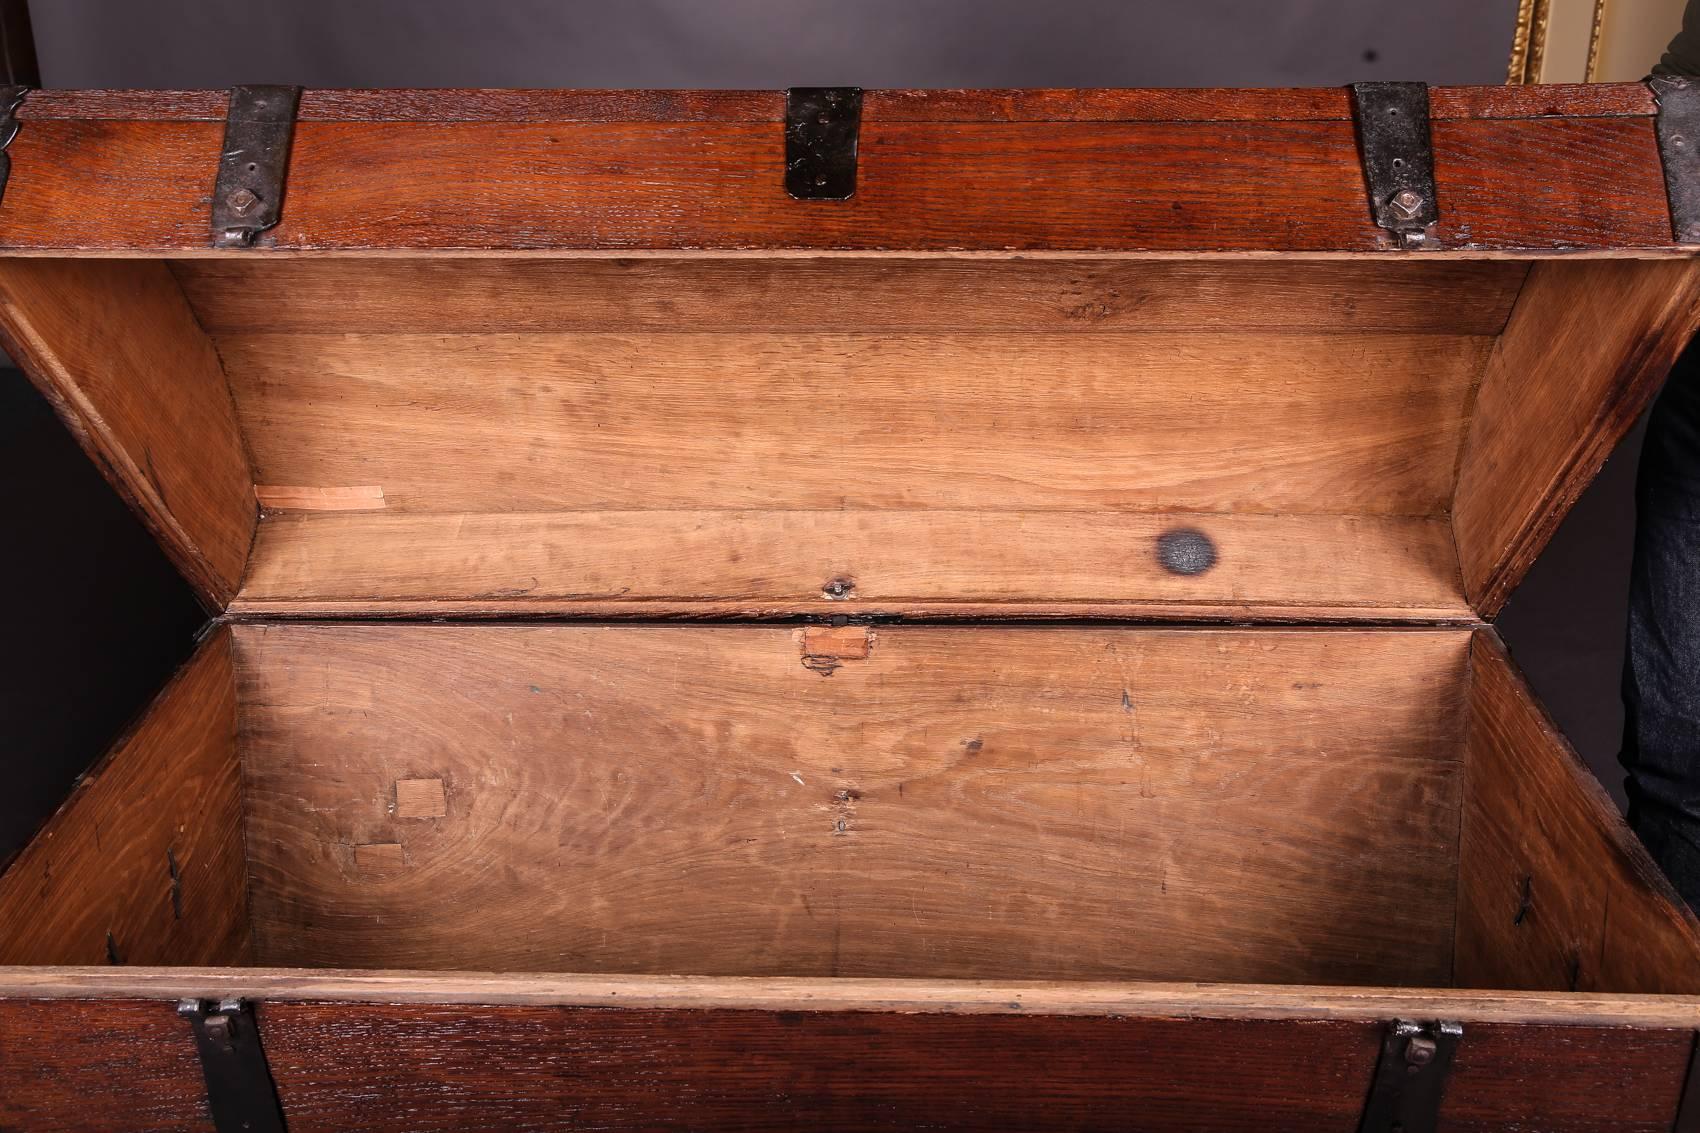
[249,1006,1691,1133]
[0,992,1684,1131]
[173,258,1529,336]
[258,1005,1384,1132]
[11,83,1658,123]
[1453,260,1700,614]
[0,999,212,1131]
[234,624,1469,984]
[215,330,1487,516]
[1438,1021,1690,1133]
[1454,630,1700,993]
[254,485,385,511]
[0,629,252,967]
[0,114,1672,253]
[0,259,255,607]
[9,968,1700,1028]
[233,510,1473,622]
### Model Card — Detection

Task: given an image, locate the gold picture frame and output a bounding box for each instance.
[1508,0,1608,83]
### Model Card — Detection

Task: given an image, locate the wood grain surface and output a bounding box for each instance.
[10,83,1659,123]
[233,510,1473,622]
[172,258,1528,335]
[0,258,255,606]
[247,1005,1696,1133]
[1453,259,1700,614]
[234,623,1469,984]
[1454,630,1700,993]
[0,630,251,967]
[0,993,1686,1132]
[193,255,1498,618]
[214,329,1487,515]
[10,967,1700,1027]
[0,101,1673,253]
[0,999,214,1132]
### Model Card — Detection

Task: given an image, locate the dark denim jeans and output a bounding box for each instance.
[1623,337,1700,910]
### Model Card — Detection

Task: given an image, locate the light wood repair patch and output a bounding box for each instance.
[354,843,405,874]
[799,625,873,675]
[395,778,447,819]
[256,485,386,511]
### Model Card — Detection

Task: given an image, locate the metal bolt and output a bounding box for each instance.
[1389,189,1424,218]
[822,577,854,599]
[226,187,259,216]
[1405,1035,1437,1066]
[1388,189,1424,221]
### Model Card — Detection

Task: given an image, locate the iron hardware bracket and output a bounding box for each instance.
[0,85,27,206]
[178,998,287,1133]
[1349,82,1439,250]
[1651,75,1700,245]
[211,85,300,248]
[785,87,862,200]
[1358,1019,1462,1133]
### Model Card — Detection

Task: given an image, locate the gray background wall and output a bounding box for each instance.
[0,0,1673,858]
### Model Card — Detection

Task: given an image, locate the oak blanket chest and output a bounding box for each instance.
[1,80,1700,1130]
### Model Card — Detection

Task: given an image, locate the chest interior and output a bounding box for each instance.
[0,251,1693,1001]
[196,256,1514,621]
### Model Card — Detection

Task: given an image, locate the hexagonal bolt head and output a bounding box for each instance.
[226,187,260,217]
[1404,1035,1438,1066]
[1388,189,1425,222]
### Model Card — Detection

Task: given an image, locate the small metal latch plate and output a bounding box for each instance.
[178,998,287,1133]
[1358,1019,1462,1133]
[1349,82,1438,249]
[785,87,862,200]
[1651,75,1700,245]
[211,85,300,248]
[0,85,27,205]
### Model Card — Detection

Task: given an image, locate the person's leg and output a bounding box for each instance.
[1623,337,1700,909]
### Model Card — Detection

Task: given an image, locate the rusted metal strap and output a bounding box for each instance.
[0,84,27,206]
[1358,1019,1462,1133]
[178,998,287,1132]
[785,87,862,200]
[1349,81,1438,250]
[211,84,300,248]
[1652,76,1700,245]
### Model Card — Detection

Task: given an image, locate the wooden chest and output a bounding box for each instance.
[3,80,1700,1131]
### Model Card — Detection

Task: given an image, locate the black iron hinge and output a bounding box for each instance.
[785,87,862,200]
[210,85,301,248]
[1357,1019,1462,1133]
[1349,82,1439,250]
[0,84,28,207]
[178,998,287,1132]
[1651,75,1700,245]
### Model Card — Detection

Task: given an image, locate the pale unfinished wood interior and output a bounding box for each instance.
[169,257,1531,621]
[4,253,1699,999]
[234,624,1470,985]
[5,623,1697,993]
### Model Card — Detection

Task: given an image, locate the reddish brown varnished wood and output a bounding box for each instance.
[265,1004,1700,1132]
[11,83,1657,123]
[0,996,1685,1132]
[258,1005,1387,1132]
[0,91,1674,253]
[0,999,212,1131]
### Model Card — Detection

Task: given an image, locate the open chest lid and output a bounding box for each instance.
[1,82,1698,625]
